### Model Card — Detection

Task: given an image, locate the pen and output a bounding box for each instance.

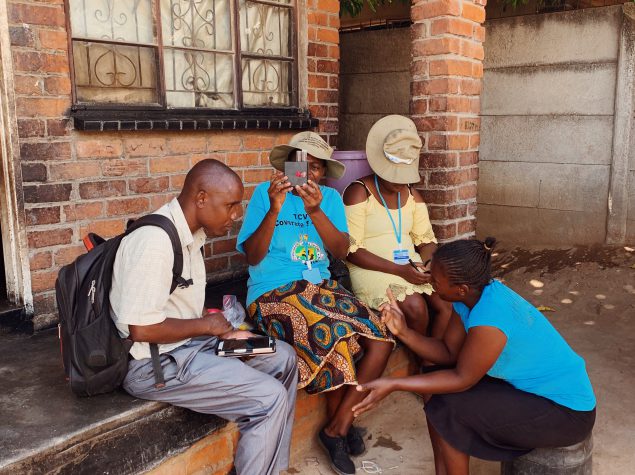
[408,258,423,273]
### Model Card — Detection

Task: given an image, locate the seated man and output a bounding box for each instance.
[110,159,298,475]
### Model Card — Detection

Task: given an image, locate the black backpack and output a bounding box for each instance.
[56,214,192,397]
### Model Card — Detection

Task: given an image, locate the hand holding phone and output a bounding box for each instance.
[284,161,308,187]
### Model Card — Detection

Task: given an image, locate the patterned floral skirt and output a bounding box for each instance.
[248,279,394,394]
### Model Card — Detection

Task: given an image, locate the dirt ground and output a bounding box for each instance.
[289,245,635,474]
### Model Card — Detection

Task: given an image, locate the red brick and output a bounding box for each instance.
[474,24,486,42]
[419,187,458,204]
[149,194,176,210]
[227,152,260,168]
[33,292,57,315]
[317,0,340,14]
[430,18,474,37]
[205,256,229,273]
[458,182,478,200]
[242,168,271,184]
[21,141,71,161]
[22,162,47,182]
[167,135,207,154]
[54,245,85,266]
[169,174,185,191]
[411,59,428,78]
[16,97,70,117]
[129,177,170,194]
[429,59,479,78]
[317,89,338,103]
[432,222,458,240]
[469,133,480,148]
[329,14,340,29]
[213,238,237,255]
[30,251,52,271]
[125,137,167,157]
[308,42,328,58]
[102,158,147,177]
[28,227,73,248]
[429,169,471,186]
[49,161,101,180]
[14,75,42,95]
[76,139,123,158]
[421,152,459,169]
[9,25,36,47]
[8,3,66,27]
[47,118,71,136]
[106,197,150,216]
[316,60,339,74]
[413,116,458,133]
[459,78,482,95]
[459,118,480,132]
[462,2,486,23]
[428,204,468,220]
[38,29,68,50]
[26,206,60,226]
[457,217,476,235]
[410,99,428,115]
[12,50,68,74]
[80,219,126,239]
[208,134,242,152]
[411,0,462,20]
[242,134,276,150]
[63,202,104,221]
[31,270,58,293]
[44,76,71,94]
[150,156,190,174]
[24,183,71,203]
[79,180,126,199]
[459,151,479,166]
[18,119,46,138]
[230,253,247,267]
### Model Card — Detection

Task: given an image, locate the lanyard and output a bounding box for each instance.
[374,174,402,247]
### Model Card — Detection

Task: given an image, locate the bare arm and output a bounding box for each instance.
[128,313,233,343]
[353,325,507,416]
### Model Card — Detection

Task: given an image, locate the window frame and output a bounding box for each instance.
[64,0,302,116]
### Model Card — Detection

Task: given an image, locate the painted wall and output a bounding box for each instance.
[478,5,635,244]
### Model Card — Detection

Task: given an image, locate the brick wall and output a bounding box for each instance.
[8,0,340,329]
[410,0,485,241]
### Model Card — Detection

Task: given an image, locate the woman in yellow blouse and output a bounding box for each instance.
[343,115,452,339]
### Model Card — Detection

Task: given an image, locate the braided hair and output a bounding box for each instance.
[433,237,497,292]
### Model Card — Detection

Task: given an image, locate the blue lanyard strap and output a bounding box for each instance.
[374,174,402,246]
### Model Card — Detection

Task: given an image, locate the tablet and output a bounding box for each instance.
[216,336,276,357]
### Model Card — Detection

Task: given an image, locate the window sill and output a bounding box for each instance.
[71,108,319,132]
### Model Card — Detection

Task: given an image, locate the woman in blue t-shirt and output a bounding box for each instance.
[237,132,394,475]
[351,238,596,474]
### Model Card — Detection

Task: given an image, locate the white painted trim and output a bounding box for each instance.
[0,0,33,313]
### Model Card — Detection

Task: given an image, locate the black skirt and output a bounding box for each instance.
[424,375,596,461]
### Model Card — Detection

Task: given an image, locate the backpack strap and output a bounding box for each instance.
[125,214,192,389]
[126,215,193,293]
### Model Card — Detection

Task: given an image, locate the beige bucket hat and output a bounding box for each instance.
[366,115,423,184]
[269,131,346,179]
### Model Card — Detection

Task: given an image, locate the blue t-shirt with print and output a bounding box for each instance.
[237,182,349,305]
[453,280,596,411]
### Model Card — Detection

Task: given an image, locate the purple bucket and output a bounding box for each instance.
[325,150,373,195]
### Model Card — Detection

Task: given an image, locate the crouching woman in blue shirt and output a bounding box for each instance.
[352,237,596,475]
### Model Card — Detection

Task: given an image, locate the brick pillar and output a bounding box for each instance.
[307,0,340,147]
[410,0,485,241]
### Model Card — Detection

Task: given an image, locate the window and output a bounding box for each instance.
[67,0,299,112]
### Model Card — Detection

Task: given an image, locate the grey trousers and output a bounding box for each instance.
[124,337,298,475]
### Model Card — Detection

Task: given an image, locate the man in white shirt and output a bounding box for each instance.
[110,159,298,475]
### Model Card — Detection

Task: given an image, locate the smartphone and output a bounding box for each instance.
[285,161,308,187]
[216,336,276,357]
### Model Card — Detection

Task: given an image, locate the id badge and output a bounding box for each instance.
[302,267,323,285]
[393,249,409,265]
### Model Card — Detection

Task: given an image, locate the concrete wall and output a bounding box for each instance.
[338,27,411,150]
[478,6,635,245]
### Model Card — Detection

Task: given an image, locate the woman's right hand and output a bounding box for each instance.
[268,171,293,212]
[398,263,432,285]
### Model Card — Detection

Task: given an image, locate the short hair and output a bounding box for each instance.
[433,237,497,291]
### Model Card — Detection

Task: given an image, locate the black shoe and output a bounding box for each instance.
[346,425,366,456]
[318,428,356,475]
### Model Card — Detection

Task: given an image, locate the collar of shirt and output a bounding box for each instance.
[167,198,207,251]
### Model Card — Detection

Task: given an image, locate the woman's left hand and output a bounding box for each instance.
[352,378,396,417]
[295,180,323,214]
